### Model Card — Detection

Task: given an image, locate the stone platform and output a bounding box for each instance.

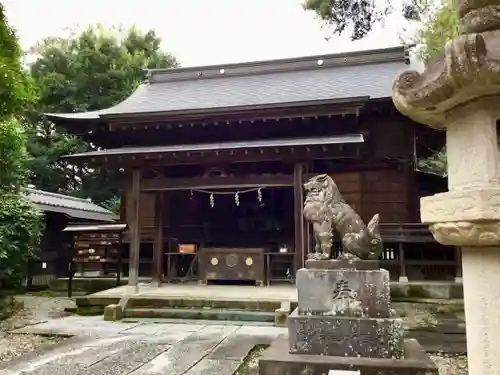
[287,309,404,358]
[259,335,438,375]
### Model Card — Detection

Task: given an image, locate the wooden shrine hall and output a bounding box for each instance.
[47,46,458,287]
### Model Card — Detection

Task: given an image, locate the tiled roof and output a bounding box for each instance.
[24,188,118,222]
[63,134,364,159]
[45,46,410,121]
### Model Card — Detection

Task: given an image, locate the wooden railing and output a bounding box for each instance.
[379,223,434,243]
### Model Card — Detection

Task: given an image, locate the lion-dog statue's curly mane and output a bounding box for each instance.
[303,174,383,260]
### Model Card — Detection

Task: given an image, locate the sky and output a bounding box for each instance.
[3,0,414,67]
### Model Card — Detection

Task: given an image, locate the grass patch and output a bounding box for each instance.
[23,289,60,297]
[234,344,268,375]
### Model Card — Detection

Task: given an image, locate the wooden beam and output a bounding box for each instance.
[121,173,368,192]
[294,163,305,271]
[123,174,295,191]
[128,169,141,289]
[152,192,164,286]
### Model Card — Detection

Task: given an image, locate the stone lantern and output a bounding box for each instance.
[392,1,500,374]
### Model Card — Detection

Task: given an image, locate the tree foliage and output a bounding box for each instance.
[303,0,382,40]
[413,0,457,175]
[27,25,179,205]
[0,4,42,290]
[0,190,43,289]
[0,5,37,117]
[302,0,457,46]
[416,0,458,63]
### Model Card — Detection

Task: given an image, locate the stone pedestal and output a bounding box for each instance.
[296,267,391,318]
[259,261,437,375]
[288,310,403,358]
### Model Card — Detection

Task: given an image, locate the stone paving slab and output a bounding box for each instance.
[1,317,286,375]
[11,316,142,337]
[184,359,241,375]
[208,334,263,360]
[128,325,239,375]
[121,323,204,335]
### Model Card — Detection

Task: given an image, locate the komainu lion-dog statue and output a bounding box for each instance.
[303,174,383,260]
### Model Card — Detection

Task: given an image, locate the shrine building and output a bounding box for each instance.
[47,45,459,288]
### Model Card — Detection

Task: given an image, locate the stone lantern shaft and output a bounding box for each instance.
[392,1,500,374]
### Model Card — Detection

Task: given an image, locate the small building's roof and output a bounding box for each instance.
[24,188,118,222]
[46,46,409,122]
[63,223,127,232]
[63,134,364,160]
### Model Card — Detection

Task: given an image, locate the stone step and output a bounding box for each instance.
[123,307,276,323]
[121,317,275,326]
[125,297,286,312]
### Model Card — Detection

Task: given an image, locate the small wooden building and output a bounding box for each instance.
[25,188,118,285]
[47,46,457,286]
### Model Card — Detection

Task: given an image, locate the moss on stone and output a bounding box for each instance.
[407,285,431,299]
[390,286,407,299]
[234,344,268,375]
[76,306,104,316]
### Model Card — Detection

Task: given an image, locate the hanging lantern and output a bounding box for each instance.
[235,191,240,206]
[210,193,215,208]
[257,188,262,203]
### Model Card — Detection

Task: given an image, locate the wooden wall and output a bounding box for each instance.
[123,192,155,241]
[330,169,412,224]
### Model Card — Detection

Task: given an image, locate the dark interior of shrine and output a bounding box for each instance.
[165,187,294,250]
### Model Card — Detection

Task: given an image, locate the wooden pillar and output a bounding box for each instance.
[128,169,141,289]
[398,242,408,282]
[454,246,463,282]
[152,192,164,286]
[294,162,305,271]
[302,163,311,259]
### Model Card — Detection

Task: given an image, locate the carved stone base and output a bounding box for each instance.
[287,309,404,358]
[421,187,500,224]
[306,259,380,270]
[296,268,391,318]
[259,335,437,375]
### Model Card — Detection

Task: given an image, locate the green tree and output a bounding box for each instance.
[0,4,42,290]
[416,0,458,63]
[27,25,179,206]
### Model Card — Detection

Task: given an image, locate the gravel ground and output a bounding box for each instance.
[0,296,75,365]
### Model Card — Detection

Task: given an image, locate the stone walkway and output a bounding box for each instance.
[0,316,285,375]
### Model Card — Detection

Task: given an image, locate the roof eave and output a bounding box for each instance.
[36,203,118,222]
[99,96,371,122]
